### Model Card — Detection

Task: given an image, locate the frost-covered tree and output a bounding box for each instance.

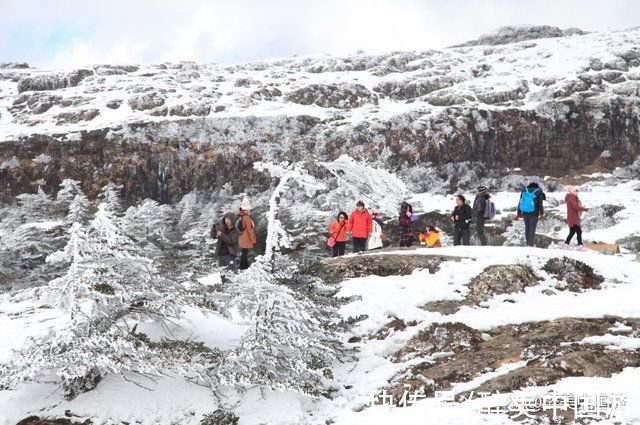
[221,260,339,397]
[56,178,83,204]
[98,182,123,214]
[57,179,91,225]
[318,154,408,215]
[0,197,221,399]
[254,161,324,269]
[66,193,91,225]
[217,162,340,397]
[0,187,66,289]
[123,198,171,248]
[13,186,58,223]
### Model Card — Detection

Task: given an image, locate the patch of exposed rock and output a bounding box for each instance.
[457,25,585,47]
[17,69,94,93]
[127,92,167,111]
[422,264,541,314]
[323,251,460,282]
[285,83,376,108]
[543,257,605,291]
[385,317,640,406]
[373,77,457,100]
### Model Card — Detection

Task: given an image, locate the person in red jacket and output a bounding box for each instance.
[563,186,589,251]
[329,211,351,257]
[349,200,373,254]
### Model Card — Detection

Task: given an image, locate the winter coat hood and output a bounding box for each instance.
[222,212,236,227]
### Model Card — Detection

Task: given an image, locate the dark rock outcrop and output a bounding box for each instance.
[323,251,460,281]
[543,257,605,291]
[386,317,640,407]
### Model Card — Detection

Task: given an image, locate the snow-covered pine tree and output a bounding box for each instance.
[56,178,83,205]
[0,187,66,289]
[219,162,340,397]
[98,182,123,214]
[123,198,171,249]
[318,154,408,216]
[66,192,91,225]
[56,178,91,226]
[0,195,222,399]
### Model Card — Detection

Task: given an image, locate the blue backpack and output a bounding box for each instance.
[519,188,539,213]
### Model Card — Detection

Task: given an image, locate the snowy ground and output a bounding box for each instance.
[1,173,640,424]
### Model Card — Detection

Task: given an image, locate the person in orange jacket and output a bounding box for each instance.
[418,225,443,248]
[349,200,373,254]
[237,196,256,270]
[329,211,351,257]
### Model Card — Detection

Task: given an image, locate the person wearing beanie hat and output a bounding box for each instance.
[451,194,473,246]
[240,196,251,211]
[472,185,491,246]
[515,178,547,247]
[563,186,589,251]
[237,195,256,269]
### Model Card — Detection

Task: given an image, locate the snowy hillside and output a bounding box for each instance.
[1,26,639,140]
[1,24,640,425]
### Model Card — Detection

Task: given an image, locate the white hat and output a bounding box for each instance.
[240,196,251,210]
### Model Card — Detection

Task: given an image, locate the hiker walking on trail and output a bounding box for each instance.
[472,185,494,246]
[451,194,473,246]
[515,178,546,247]
[237,196,256,269]
[563,185,589,251]
[212,212,241,272]
[367,211,384,250]
[328,211,351,257]
[349,200,373,253]
[398,202,417,247]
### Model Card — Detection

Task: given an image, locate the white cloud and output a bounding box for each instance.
[0,0,638,70]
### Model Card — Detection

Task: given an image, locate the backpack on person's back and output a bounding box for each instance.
[484,198,496,220]
[519,187,540,213]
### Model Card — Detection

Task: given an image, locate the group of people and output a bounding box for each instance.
[327,178,590,256]
[211,196,256,272]
[327,201,388,257]
[212,180,591,270]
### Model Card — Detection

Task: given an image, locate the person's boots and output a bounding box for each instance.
[562,243,571,250]
[578,244,588,252]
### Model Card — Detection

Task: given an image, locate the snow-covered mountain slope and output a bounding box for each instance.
[1,26,638,138]
[2,175,640,424]
[3,244,640,424]
[1,26,639,202]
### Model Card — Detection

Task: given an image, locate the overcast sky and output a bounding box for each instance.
[1,0,638,70]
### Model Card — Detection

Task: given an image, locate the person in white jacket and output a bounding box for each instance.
[367,212,384,250]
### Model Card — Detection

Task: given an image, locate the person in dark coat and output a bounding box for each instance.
[451,194,473,246]
[212,212,241,271]
[472,185,490,246]
[515,178,546,247]
[563,185,589,251]
[397,202,416,247]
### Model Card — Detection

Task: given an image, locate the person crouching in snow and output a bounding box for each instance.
[237,196,256,269]
[329,211,350,257]
[419,225,442,248]
[349,200,373,253]
[563,185,589,251]
[367,211,384,250]
[398,202,417,247]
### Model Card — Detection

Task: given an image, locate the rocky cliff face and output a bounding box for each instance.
[1,26,639,202]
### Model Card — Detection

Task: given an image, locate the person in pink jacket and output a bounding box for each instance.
[563,186,589,251]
